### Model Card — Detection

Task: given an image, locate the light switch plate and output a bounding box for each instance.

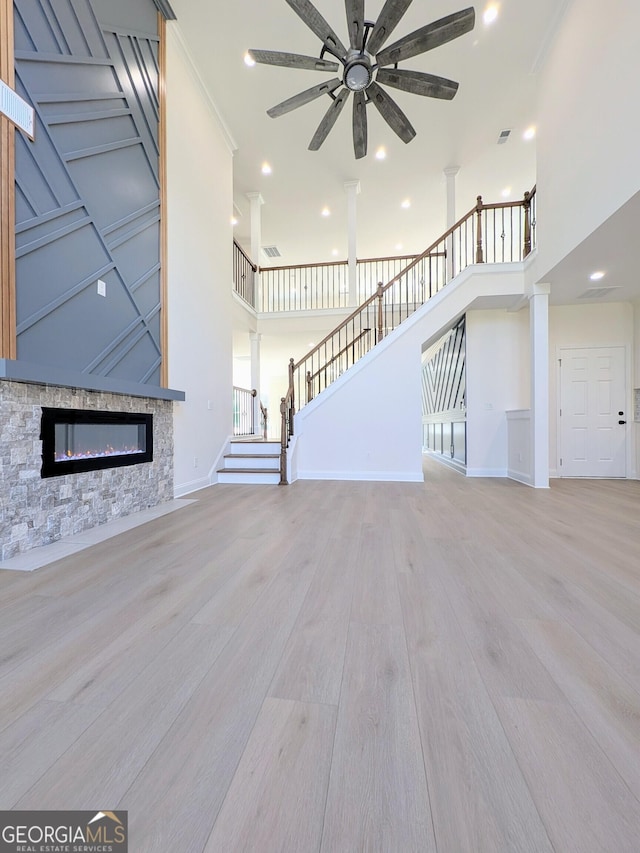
[97,279,106,297]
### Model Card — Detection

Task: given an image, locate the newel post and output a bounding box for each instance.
[288,357,295,435]
[475,195,484,264]
[523,190,532,257]
[279,397,287,485]
[376,282,384,342]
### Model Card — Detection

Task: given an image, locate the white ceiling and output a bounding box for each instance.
[171,0,559,265]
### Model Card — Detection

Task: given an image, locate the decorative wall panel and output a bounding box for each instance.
[13,0,163,385]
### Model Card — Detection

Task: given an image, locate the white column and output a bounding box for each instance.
[443,166,459,281]
[529,282,550,488]
[344,180,361,306]
[246,192,264,308]
[250,331,262,435]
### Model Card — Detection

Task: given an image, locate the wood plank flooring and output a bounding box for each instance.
[1,460,640,852]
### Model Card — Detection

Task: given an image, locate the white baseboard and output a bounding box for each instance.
[465,468,508,478]
[174,476,212,498]
[507,469,533,486]
[296,470,424,483]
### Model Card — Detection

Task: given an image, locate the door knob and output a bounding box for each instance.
[618,420,627,425]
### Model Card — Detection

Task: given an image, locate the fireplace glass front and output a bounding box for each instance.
[41,408,153,477]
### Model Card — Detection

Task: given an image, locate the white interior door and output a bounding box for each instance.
[559,346,627,477]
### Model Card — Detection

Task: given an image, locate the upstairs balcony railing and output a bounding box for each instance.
[259,254,430,313]
[279,187,536,483]
[233,239,257,307]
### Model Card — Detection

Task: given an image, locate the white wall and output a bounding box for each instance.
[465,308,530,477]
[536,0,640,278]
[293,265,526,481]
[166,28,235,495]
[549,301,635,477]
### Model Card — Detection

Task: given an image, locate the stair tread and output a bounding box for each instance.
[224,453,280,459]
[218,466,280,472]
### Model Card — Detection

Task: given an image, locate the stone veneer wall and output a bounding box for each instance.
[0,380,174,560]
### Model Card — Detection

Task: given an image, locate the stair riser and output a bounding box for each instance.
[223,457,280,471]
[230,442,280,455]
[218,472,280,485]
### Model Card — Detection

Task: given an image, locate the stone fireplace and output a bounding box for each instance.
[0,380,174,561]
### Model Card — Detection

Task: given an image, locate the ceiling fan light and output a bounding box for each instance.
[345,60,371,91]
[244,51,256,67]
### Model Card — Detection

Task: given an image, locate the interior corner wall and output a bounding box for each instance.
[165,29,233,495]
[549,301,634,477]
[465,309,530,477]
[535,0,640,278]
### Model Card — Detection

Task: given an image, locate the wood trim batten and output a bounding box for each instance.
[0,0,17,359]
[158,12,168,387]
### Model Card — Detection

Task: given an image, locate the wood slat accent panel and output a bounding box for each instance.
[0,0,16,358]
[158,13,168,387]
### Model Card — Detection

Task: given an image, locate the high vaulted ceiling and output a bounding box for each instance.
[171,0,560,266]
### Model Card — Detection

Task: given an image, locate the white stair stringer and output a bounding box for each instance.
[217,439,281,485]
[290,261,530,483]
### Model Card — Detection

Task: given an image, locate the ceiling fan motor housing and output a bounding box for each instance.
[344,49,373,92]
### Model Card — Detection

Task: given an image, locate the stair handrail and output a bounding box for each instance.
[278,186,536,483]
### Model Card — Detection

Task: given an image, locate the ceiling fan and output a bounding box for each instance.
[249,0,475,159]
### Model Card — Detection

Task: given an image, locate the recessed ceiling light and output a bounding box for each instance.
[261,162,272,175]
[483,5,499,25]
[501,187,511,198]
[375,146,387,160]
[331,249,339,256]
[523,125,536,141]
[589,270,606,281]
[396,243,403,252]
[308,341,315,348]
[244,51,256,67]
[321,206,330,217]
[401,199,411,209]
[231,216,238,226]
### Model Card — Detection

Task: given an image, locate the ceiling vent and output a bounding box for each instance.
[497,129,512,144]
[578,286,621,299]
[262,245,281,258]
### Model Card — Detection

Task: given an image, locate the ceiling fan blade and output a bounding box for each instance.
[248,49,339,72]
[285,0,348,60]
[309,88,351,150]
[367,81,416,144]
[267,78,342,118]
[366,0,414,57]
[353,90,368,159]
[377,68,459,100]
[345,0,365,50]
[376,7,475,67]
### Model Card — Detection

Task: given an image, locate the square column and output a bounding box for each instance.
[529,282,550,488]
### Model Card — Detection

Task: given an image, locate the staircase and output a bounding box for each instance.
[217,439,281,485]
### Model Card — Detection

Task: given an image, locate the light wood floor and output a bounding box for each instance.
[1,459,640,852]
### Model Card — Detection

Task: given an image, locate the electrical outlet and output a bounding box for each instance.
[97,279,106,297]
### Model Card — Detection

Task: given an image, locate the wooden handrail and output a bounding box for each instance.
[260,252,424,274]
[234,239,257,272]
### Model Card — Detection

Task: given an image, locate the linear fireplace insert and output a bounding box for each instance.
[40,407,153,478]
